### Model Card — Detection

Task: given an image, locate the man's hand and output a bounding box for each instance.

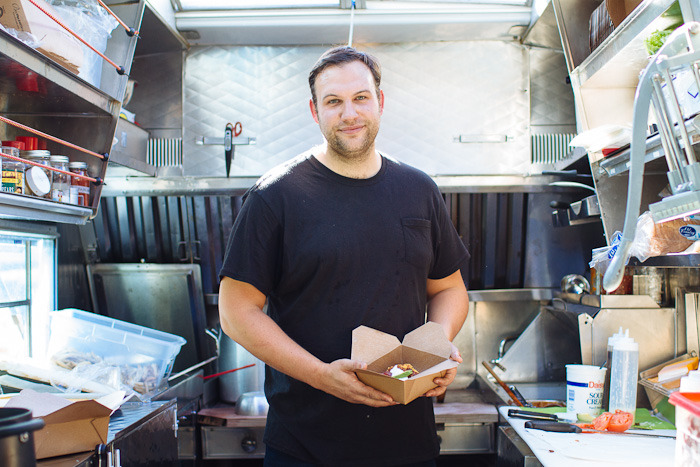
[316,359,398,407]
[423,343,462,399]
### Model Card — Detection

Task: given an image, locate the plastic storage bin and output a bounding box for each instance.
[670,392,700,466]
[46,309,186,396]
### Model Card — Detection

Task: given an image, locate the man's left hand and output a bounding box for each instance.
[423,343,462,398]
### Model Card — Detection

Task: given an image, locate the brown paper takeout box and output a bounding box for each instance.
[0,0,83,73]
[4,389,123,459]
[352,322,459,405]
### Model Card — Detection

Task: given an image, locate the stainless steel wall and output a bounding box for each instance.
[182,41,537,177]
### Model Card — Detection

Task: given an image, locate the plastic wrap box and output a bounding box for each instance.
[47,309,186,396]
[670,392,700,466]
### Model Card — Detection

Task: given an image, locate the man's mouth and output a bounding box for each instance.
[338,125,363,135]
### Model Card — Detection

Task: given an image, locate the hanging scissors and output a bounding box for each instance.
[224,122,243,177]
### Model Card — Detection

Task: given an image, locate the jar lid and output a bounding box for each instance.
[69,161,88,169]
[0,146,19,157]
[50,155,69,162]
[26,166,51,196]
[21,150,50,157]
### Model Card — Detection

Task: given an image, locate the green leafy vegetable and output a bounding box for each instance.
[645,29,675,55]
[392,370,412,379]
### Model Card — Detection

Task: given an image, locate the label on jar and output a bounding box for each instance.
[52,187,69,203]
[679,225,700,242]
[2,169,23,194]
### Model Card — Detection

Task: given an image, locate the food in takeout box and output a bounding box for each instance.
[351,322,458,405]
[45,309,186,397]
[383,363,420,380]
[3,389,125,459]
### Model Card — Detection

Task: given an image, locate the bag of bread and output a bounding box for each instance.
[632,211,700,261]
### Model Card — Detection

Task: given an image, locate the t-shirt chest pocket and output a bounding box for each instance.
[401,218,433,269]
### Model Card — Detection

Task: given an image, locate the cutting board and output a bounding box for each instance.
[197,406,266,427]
[500,406,676,466]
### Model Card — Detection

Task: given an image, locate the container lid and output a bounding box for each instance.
[0,146,19,157]
[26,166,51,196]
[608,327,626,346]
[68,161,88,169]
[21,150,50,157]
[680,371,700,392]
[670,392,700,416]
[49,155,69,163]
[613,334,638,351]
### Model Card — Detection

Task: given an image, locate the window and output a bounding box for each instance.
[0,228,56,360]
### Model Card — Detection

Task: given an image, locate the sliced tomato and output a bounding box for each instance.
[592,411,612,431]
[608,410,634,432]
[575,423,594,429]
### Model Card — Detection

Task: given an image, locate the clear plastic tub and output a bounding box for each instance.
[46,309,186,396]
[669,392,700,466]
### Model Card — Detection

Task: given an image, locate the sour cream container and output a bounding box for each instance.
[566,364,607,419]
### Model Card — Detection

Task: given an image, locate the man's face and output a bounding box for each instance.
[310,60,384,161]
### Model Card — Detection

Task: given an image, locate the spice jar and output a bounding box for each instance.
[49,155,70,203]
[68,161,90,207]
[22,150,52,199]
[1,146,24,194]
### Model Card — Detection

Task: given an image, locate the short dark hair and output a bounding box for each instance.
[308,46,382,108]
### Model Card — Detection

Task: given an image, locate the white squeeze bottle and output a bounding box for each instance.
[609,330,639,420]
[602,327,625,411]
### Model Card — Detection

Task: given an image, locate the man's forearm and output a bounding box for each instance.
[426,287,469,340]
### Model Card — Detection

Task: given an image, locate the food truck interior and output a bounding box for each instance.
[1,0,700,465]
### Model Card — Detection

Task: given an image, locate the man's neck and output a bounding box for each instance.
[315,145,382,179]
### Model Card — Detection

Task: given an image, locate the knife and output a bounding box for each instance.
[524,420,676,438]
[525,420,581,433]
[508,409,560,422]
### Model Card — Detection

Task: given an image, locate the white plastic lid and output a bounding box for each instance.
[680,370,700,392]
[608,327,626,346]
[613,333,638,351]
[26,166,51,196]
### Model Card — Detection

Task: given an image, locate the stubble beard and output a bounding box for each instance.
[324,121,380,162]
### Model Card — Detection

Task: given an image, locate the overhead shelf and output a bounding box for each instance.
[0,29,118,117]
[0,192,93,225]
[569,0,680,89]
[595,114,700,177]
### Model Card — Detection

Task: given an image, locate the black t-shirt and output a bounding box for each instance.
[219,151,469,466]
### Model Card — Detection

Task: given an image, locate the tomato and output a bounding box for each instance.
[592,411,612,430]
[608,410,634,432]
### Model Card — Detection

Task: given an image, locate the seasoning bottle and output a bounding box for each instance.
[68,161,90,207]
[601,327,625,411]
[609,330,639,421]
[49,155,70,203]
[22,150,52,199]
[1,146,24,194]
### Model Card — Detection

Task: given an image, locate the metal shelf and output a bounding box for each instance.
[0,192,93,225]
[594,114,700,177]
[0,30,118,117]
[569,0,680,89]
[629,253,700,268]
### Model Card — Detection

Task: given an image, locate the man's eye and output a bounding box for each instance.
[327,99,340,105]
[356,95,366,100]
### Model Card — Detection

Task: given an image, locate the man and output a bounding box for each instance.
[219,46,469,466]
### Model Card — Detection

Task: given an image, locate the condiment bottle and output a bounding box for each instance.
[1,146,24,194]
[68,161,90,207]
[22,150,52,199]
[49,155,70,203]
[602,327,625,410]
[609,330,639,420]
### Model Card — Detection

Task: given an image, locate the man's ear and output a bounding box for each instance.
[379,89,385,114]
[310,99,320,124]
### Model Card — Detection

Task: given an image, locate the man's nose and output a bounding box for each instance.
[341,101,359,119]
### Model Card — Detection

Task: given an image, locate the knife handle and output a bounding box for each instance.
[525,420,582,433]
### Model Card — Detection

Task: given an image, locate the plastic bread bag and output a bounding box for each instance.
[597,212,700,269]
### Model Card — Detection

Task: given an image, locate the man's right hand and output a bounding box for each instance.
[315,359,398,407]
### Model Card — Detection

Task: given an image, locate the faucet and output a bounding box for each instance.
[490,335,519,372]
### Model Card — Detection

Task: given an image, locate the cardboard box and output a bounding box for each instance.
[0,0,83,74]
[605,0,643,27]
[4,389,124,459]
[351,322,459,405]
